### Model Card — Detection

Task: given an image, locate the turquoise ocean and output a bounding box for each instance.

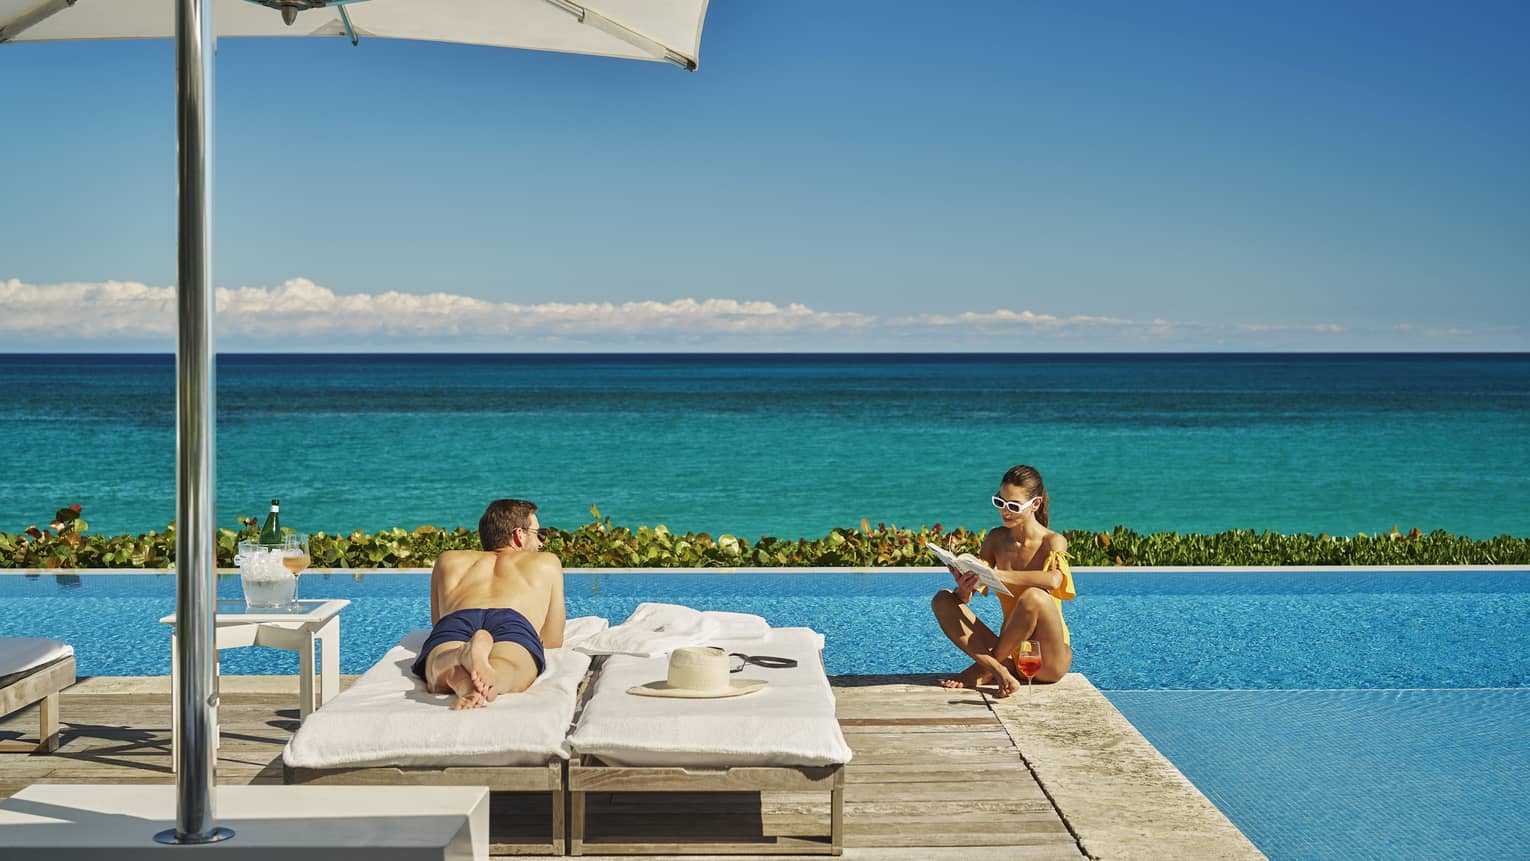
[1,353,1526,541]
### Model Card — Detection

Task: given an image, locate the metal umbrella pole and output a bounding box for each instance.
[154,0,232,845]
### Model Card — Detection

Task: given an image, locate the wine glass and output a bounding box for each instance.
[1015,640,1042,699]
[281,533,310,604]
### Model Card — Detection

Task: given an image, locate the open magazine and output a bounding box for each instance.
[925,543,1013,597]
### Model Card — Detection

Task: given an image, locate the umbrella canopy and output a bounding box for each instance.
[1,0,706,68]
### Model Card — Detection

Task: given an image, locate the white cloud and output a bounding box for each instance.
[1393,323,1482,338]
[0,276,1518,350]
[218,279,879,338]
[892,308,1348,343]
[0,277,874,345]
[896,309,1135,330]
[0,278,178,339]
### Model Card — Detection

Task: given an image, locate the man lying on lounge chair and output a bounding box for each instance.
[413,498,567,710]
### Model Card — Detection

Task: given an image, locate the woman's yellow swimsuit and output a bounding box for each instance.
[981,549,1076,647]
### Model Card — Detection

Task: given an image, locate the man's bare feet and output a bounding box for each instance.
[459,629,498,703]
[438,664,480,709]
[450,688,487,710]
[938,662,991,690]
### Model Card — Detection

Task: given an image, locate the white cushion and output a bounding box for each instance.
[568,627,853,768]
[282,616,606,769]
[0,638,73,680]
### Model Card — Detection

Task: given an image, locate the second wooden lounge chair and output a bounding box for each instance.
[566,627,853,855]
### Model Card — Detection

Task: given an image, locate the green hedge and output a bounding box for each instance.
[3,505,1527,569]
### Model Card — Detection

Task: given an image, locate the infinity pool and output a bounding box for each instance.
[3,568,1527,860]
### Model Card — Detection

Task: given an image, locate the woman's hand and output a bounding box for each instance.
[950,568,979,603]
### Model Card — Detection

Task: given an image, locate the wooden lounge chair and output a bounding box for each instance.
[566,627,852,855]
[0,638,76,754]
[281,617,607,856]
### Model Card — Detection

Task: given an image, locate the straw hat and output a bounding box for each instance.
[627,646,767,699]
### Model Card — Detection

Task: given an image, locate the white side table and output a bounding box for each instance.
[160,598,349,768]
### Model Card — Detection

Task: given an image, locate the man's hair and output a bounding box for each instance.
[478,498,538,551]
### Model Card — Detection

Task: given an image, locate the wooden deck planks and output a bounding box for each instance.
[1,677,1083,859]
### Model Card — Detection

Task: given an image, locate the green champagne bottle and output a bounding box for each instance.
[259,499,281,547]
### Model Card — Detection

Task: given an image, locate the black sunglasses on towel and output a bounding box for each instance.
[710,651,799,673]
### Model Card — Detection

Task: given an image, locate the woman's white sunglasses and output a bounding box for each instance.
[992,495,1041,515]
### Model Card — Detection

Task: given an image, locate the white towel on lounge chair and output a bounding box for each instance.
[282,616,607,770]
[568,627,852,768]
[573,602,769,658]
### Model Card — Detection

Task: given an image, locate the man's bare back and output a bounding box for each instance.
[417,501,567,709]
[430,548,565,644]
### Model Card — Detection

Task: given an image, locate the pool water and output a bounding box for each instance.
[5,569,1525,685]
[3,568,1527,860]
[1109,688,1530,860]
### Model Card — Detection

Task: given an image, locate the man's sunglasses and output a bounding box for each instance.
[992,495,1041,515]
[521,527,550,540]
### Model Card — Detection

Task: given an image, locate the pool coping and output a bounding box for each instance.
[989,674,1267,860]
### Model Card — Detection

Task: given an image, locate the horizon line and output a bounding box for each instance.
[1,349,1527,358]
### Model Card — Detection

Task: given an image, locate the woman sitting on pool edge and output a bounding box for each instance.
[931,464,1075,697]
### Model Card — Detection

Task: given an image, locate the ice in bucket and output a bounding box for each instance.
[237,541,298,609]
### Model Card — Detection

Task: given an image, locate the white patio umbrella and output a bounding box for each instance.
[1,0,708,845]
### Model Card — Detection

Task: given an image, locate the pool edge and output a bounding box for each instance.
[990,674,1267,860]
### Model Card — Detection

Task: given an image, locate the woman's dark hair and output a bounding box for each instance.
[479,498,538,551]
[1000,465,1049,528]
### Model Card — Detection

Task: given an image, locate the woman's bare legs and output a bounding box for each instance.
[931,589,1022,694]
[991,588,1073,690]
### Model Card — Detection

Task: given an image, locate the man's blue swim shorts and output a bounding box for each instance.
[410,607,547,681]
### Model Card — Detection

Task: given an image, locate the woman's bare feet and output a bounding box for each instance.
[989,665,1022,698]
[939,662,992,690]
[459,629,498,703]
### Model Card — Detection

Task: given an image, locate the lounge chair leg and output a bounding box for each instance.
[569,791,585,856]
[0,693,60,755]
[38,691,60,753]
[830,784,844,855]
[552,789,566,855]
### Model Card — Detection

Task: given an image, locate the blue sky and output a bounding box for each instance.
[2,1,1527,351]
